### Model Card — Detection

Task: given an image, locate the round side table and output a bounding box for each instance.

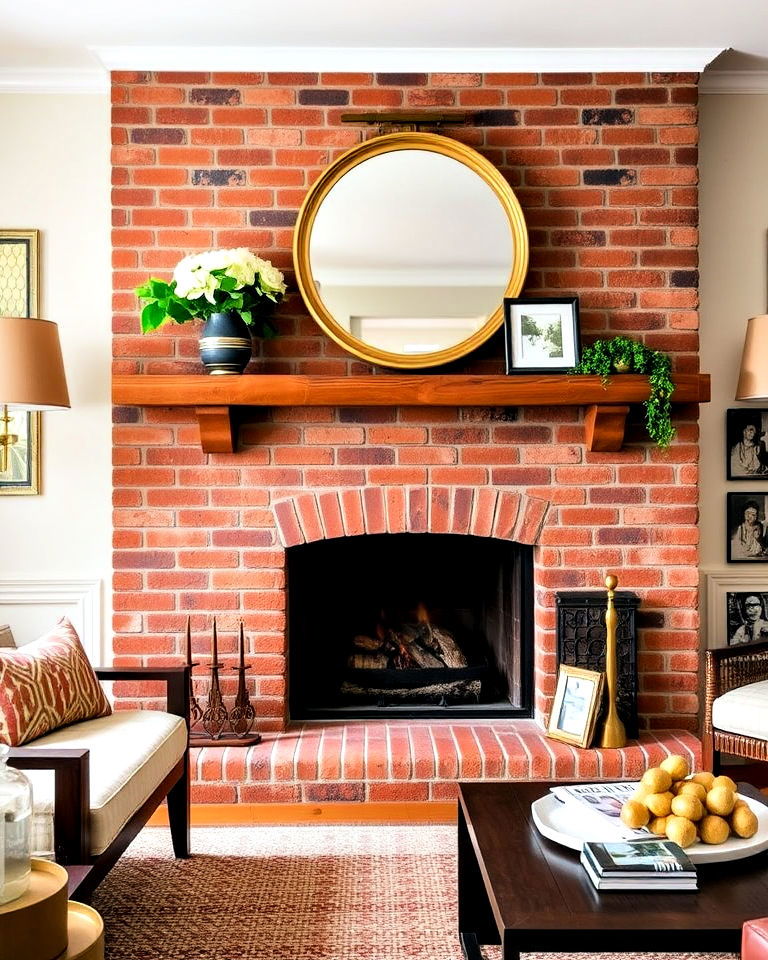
[0,859,104,960]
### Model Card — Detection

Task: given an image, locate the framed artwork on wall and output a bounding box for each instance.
[706,573,768,648]
[0,229,41,495]
[503,296,581,374]
[727,408,768,479]
[546,664,604,749]
[727,493,768,563]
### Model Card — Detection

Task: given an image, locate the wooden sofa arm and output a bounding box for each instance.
[95,666,190,723]
[705,642,768,733]
[7,748,90,864]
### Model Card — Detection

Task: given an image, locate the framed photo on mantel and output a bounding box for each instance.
[547,664,604,749]
[503,296,580,375]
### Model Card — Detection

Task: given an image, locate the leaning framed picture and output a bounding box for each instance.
[547,664,604,749]
[727,408,768,479]
[727,493,768,563]
[706,573,768,647]
[503,296,580,374]
[0,229,41,495]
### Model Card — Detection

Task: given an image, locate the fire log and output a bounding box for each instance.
[340,678,481,703]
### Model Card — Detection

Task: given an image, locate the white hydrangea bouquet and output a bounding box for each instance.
[135,247,287,335]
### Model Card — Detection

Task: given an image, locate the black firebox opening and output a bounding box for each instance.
[287,533,533,719]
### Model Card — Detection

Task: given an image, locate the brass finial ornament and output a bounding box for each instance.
[599,574,627,749]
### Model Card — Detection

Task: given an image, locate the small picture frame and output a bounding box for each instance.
[503,296,580,374]
[727,493,768,563]
[705,573,768,647]
[547,664,604,749]
[727,408,768,479]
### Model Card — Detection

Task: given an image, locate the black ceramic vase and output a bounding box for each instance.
[198,311,252,375]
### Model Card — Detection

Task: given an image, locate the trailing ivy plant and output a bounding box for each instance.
[571,336,675,448]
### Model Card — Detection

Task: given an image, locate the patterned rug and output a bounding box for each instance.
[92,825,738,960]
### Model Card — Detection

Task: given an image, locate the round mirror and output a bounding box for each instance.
[293,132,529,369]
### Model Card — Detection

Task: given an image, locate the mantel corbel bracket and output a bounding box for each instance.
[584,404,631,453]
[195,406,236,454]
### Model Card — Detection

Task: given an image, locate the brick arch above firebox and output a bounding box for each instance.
[272,486,551,549]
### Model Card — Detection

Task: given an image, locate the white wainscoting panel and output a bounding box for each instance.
[0,579,102,662]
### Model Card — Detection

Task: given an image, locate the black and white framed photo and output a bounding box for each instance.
[503,296,580,374]
[727,493,768,563]
[546,664,604,749]
[706,574,768,647]
[727,591,768,645]
[727,408,768,479]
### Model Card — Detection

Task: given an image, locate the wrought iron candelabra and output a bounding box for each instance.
[185,617,261,746]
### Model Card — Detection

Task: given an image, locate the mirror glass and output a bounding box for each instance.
[294,134,528,368]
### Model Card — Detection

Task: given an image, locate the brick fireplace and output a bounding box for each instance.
[112,70,702,803]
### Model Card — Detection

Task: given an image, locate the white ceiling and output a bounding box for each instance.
[0,0,767,91]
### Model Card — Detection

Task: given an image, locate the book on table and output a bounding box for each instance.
[580,838,697,891]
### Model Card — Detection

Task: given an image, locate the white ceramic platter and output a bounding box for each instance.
[531,792,768,864]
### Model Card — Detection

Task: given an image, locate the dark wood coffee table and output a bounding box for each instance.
[458,781,768,960]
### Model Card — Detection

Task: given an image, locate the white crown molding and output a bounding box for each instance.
[0,68,108,94]
[93,45,724,74]
[0,46,733,92]
[699,70,768,94]
[0,578,103,663]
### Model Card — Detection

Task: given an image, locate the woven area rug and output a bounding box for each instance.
[92,825,738,960]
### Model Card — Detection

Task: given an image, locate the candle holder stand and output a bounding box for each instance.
[185,618,262,747]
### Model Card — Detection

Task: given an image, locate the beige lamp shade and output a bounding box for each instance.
[736,314,768,400]
[0,317,69,410]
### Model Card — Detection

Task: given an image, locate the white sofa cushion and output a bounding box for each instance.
[712,678,768,741]
[23,709,187,857]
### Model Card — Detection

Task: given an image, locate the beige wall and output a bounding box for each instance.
[699,93,768,643]
[0,93,111,658]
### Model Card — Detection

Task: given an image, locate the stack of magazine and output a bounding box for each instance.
[580,838,697,891]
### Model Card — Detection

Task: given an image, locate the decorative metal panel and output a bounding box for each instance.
[556,591,640,738]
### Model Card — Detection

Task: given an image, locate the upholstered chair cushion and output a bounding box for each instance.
[0,617,111,745]
[711,678,768,741]
[24,709,187,856]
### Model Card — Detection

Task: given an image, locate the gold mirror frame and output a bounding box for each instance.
[293,132,529,369]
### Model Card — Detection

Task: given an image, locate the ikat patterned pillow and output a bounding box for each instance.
[0,617,111,746]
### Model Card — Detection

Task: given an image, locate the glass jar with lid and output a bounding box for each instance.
[0,743,32,904]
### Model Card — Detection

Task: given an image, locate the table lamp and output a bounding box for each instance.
[0,317,69,474]
[736,314,768,400]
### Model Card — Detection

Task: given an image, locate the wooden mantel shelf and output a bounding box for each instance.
[112,373,711,454]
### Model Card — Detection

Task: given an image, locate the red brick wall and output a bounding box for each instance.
[111,71,700,738]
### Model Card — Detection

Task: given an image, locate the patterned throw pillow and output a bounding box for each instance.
[0,617,111,746]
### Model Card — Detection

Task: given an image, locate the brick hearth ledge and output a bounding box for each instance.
[190,722,700,804]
